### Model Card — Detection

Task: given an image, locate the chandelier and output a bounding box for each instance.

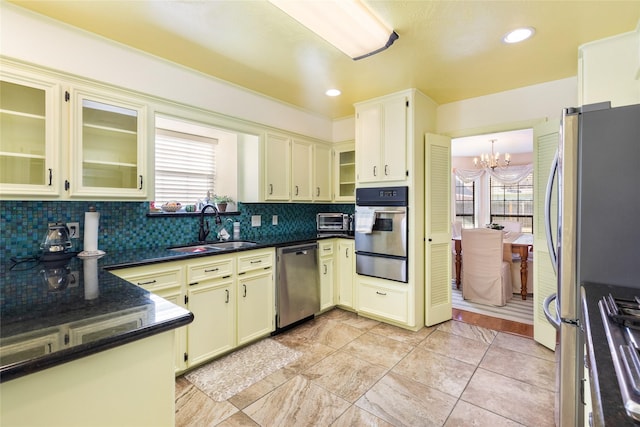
[474,139,511,170]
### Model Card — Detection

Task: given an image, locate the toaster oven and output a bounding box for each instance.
[316,213,351,233]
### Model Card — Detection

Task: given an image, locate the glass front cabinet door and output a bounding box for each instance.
[0,70,61,197]
[68,88,147,198]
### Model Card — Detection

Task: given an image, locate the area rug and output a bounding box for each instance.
[452,282,534,325]
[185,338,302,402]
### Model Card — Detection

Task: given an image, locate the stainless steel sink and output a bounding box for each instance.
[168,241,257,253]
[207,241,257,250]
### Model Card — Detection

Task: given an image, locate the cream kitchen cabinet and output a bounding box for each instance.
[318,239,335,311]
[333,141,355,202]
[313,143,332,202]
[336,239,355,309]
[291,138,313,201]
[0,64,61,197]
[0,59,149,200]
[264,133,291,200]
[236,248,275,345]
[110,261,188,373]
[67,87,147,198]
[355,92,408,183]
[0,329,62,366]
[186,256,235,367]
[357,277,409,324]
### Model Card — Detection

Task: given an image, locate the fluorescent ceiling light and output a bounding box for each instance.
[269,0,398,60]
[502,27,535,44]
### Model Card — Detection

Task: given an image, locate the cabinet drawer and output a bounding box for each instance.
[358,281,408,323]
[188,256,234,283]
[319,240,334,257]
[117,266,182,292]
[237,249,274,274]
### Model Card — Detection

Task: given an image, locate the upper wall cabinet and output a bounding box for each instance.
[333,141,355,202]
[291,138,313,201]
[67,87,147,198]
[313,143,332,202]
[0,59,150,200]
[264,133,291,201]
[0,66,61,197]
[355,93,408,183]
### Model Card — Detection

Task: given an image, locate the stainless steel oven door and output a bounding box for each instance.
[356,253,407,283]
[354,206,407,258]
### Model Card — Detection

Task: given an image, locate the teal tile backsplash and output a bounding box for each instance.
[0,201,353,260]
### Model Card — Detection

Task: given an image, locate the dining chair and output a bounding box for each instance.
[461,228,513,306]
[451,221,463,278]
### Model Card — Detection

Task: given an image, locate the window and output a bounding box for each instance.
[490,173,533,232]
[155,128,217,205]
[454,176,475,228]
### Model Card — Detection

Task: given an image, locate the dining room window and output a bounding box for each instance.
[490,172,534,232]
[454,176,475,228]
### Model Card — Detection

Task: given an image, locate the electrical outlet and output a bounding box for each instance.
[251,215,261,227]
[67,222,80,239]
[272,215,278,225]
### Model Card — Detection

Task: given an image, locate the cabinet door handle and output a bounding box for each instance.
[139,175,143,190]
[225,289,229,303]
[48,168,53,186]
[250,260,262,264]
[269,184,273,195]
[243,284,247,297]
[376,291,387,296]
[316,187,320,197]
[205,268,219,273]
[323,264,328,274]
[384,165,389,175]
[373,165,377,176]
[345,248,349,258]
[137,279,157,286]
[295,185,299,196]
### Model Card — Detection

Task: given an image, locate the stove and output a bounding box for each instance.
[599,294,640,421]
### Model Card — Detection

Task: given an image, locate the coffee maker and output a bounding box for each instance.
[40,222,74,262]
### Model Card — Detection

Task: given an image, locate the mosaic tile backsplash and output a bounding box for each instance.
[0,201,354,261]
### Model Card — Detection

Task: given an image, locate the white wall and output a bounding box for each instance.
[0,2,333,141]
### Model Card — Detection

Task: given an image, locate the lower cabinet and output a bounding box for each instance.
[110,247,275,373]
[337,239,355,309]
[318,239,335,311]
[357,278,409,324]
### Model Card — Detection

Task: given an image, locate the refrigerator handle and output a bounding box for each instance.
[543,292,561,329]
[544,150,558,275]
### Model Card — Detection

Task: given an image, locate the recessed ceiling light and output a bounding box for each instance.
[326,89,341,97]
[502,27,535,44]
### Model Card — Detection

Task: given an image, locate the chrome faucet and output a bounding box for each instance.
[198,204,221,242]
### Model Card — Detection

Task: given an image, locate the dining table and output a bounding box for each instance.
[453,232,534,300]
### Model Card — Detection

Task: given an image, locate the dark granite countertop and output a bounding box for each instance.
[582,281,640,426]
[0,233,352,382]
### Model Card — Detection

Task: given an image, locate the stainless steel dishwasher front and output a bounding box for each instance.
[276,242,320,330]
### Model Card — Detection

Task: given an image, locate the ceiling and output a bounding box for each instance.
[8,1,640,121]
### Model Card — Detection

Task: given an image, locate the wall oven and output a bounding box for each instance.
[354,186,408,283]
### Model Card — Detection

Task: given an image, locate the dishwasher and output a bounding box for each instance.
[275,242,320,331]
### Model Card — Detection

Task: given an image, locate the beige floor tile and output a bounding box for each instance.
[285,318,366,349]
[492,332,555,362]
[302,350,388,402]
[341,314,381,331]
[227,367,297,409]
[175,381,238,427]
[243,375,350,426]
[419,329,490,366]
[392,347,476,398]
[479,345,555,391]
[215,411,259,427]
[444,400,524,426]
[369,321,436,346]
[461,368,555,427]
[437,321,497,344]
[283,341,337,373]
[356,371,458,426]
[331,405,395,427]
[341,331,414,368]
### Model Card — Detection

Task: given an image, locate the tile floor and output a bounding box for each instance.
[175,309,555,426]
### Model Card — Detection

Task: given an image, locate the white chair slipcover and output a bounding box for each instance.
[461,228,513,306]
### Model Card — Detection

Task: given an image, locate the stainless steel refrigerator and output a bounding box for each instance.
[544,102,640,426]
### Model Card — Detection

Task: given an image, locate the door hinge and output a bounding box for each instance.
[406,100,409,107]
[64,333,69,345]
[184,352,188,362]
[184,295,189,304]
[406,170,409,177]
[64,180,70,191]
[65,91,70,102]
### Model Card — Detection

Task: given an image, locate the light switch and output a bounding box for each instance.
[251,215,261,227]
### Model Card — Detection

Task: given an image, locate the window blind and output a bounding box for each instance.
[155,128,217,205]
